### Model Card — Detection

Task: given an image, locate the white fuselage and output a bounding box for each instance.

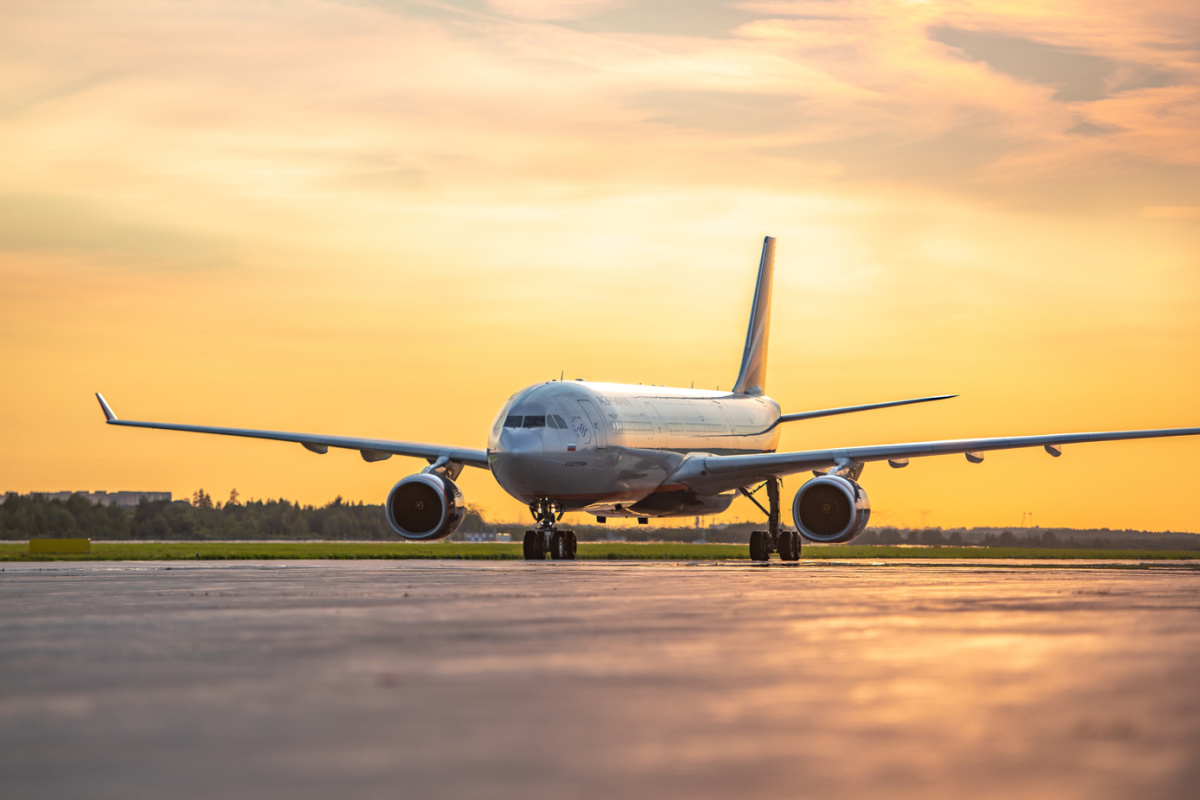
[487,381,781,517]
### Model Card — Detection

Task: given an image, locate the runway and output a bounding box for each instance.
[3,560,1200,799]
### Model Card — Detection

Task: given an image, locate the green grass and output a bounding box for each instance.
[2,541,1199,562]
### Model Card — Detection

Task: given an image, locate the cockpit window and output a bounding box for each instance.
[523,415,546,428]
[504,415,524,428]
[550,415,567,429]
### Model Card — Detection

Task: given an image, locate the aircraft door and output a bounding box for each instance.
[577,399,608,449]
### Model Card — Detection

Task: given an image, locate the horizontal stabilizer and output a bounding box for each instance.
[772,394,956,429]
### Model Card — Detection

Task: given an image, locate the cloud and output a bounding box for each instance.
[0,194,236,270]
[553,0,762,37]
[627,89,805,134]
[4,0,1194,212]
[1068,120,1119,137]
[485,0,612,21]
[930,25,1174,102]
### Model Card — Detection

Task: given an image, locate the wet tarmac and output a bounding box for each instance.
[2,559,1200,799]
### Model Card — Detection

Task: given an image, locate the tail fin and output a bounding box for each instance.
[732,236,775,396]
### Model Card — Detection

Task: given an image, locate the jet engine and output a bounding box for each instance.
[386,473,465,541]
[792,475,871,543]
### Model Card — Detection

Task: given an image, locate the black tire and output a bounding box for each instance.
[790,531,802,561]
[550,531,564,560]
[565,531,578,560]
[525,530,547,561]
[778,530,794,561]
[749,530,768,561]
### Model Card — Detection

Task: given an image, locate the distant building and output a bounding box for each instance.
[464,532,512,543]
[5,491,172,507]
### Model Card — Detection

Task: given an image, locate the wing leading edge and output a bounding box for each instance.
[95,394,491,470]
[670,426,1200,494]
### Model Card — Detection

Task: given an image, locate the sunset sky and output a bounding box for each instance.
[2,0,1198,531]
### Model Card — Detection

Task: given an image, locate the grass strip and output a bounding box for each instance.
[2,541,1199,562]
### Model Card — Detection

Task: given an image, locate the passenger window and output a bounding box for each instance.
[504,415,524,428]
[523,415,546,428]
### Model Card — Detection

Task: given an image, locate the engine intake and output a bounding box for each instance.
[386,473,465,541]
[792,475,871,543]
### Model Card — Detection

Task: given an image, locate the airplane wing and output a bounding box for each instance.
[670,426,1200,493]
[95,393,491,470]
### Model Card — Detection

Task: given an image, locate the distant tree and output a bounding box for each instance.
[227,488,240,506]
[43,504,80,538]
[877,528,904,545]
[132,503,171,540]
[918,528,947,546]
[192,489,213,509]
[322,510,356,540]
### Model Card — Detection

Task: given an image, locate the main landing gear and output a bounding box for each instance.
[522,498,577,561]
[742,477,801,562]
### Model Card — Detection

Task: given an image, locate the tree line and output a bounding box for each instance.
[0,491,481,541]
[1,492,1195,549]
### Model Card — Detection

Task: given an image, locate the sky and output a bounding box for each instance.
[2,0,1198,531]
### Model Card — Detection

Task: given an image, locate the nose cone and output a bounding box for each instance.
[490,428,546,500]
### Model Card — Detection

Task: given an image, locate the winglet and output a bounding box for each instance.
[95,393,118,422]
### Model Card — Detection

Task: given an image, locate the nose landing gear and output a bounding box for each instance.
[522,499,577,561]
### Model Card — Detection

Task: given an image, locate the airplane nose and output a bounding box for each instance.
[492,428,547,497]
[497,427,545,456]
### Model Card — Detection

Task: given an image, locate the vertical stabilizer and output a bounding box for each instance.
[732,236,775,396]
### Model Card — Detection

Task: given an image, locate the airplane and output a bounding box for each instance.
[96,236,1200,561]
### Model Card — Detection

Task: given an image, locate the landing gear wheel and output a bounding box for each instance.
[749,530,768,562]
[549,531,578,561]
[778,530,795,561]
[524,530,545,560]
[780,531,801,561]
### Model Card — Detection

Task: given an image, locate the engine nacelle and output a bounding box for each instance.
[792,475,871,543]
[386,473,465,541]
